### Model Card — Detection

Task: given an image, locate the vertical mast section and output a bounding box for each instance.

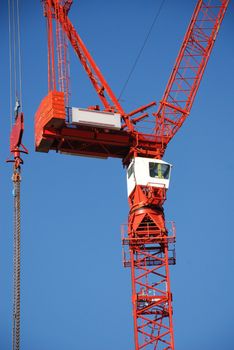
[45,0,56,91]
[44,0,71,104]
[55,1,71,106]
[123,185,176,349]
[55,20,70,106]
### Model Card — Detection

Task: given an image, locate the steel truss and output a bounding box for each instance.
[122,185,176,349]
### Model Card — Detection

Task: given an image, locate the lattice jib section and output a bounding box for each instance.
[155,0,229,142]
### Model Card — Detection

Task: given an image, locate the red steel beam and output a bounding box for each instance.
[155,0,230,146]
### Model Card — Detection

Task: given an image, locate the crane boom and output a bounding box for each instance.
[155,0,230,147]
[36,1,229,160]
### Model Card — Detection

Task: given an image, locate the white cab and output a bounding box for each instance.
[127,157,172,196]
[71,108,121,130]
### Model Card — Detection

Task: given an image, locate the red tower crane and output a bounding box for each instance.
[34,1,230,349]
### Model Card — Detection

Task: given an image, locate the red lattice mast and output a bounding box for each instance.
[122,186,176,349]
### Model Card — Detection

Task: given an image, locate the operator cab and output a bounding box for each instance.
[127,157,172,196]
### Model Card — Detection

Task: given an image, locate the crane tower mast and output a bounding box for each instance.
[34,0,230,349]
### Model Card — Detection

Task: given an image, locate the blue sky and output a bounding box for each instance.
[0,1,234,349]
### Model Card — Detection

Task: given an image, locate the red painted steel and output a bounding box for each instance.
[45,0,56,92]
[123,185,176,349]
[10,113,24,152]
[155,0,230,148]
[36,0,229,160]
[7,113,28,169]
[35,91,66,152]
[34,1,230,349]
[55,19,70,106]
[42,0,129,121]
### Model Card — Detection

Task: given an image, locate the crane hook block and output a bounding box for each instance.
[6,112,28,168]
[10,112,28,155]
[10,112,24,152]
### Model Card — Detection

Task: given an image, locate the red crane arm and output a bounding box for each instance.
[155,0,229,145]
[36,0,229,160]
[45,0,126,118]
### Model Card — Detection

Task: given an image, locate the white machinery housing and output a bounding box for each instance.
[71,107,121,130]
[127,157,172,196]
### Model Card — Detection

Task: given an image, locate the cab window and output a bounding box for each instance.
[149,162,170,179]
[128,164,134,178]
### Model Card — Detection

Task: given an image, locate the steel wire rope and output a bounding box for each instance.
[8,0,23,126]
[16,0,23,110]
[118,0,166,101]
[8,0,13,128]
[12,0,17,103]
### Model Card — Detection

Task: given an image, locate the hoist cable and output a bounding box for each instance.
[118,0,166,101]
[8,0,13,129]
[16,0,23,110]
[8,0,23,123]
[12,0,17,102]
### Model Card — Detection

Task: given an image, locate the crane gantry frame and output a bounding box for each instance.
[23,0,230,349]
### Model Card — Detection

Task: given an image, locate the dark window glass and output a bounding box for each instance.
[149,162,170,179]
[128,164,134,178]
